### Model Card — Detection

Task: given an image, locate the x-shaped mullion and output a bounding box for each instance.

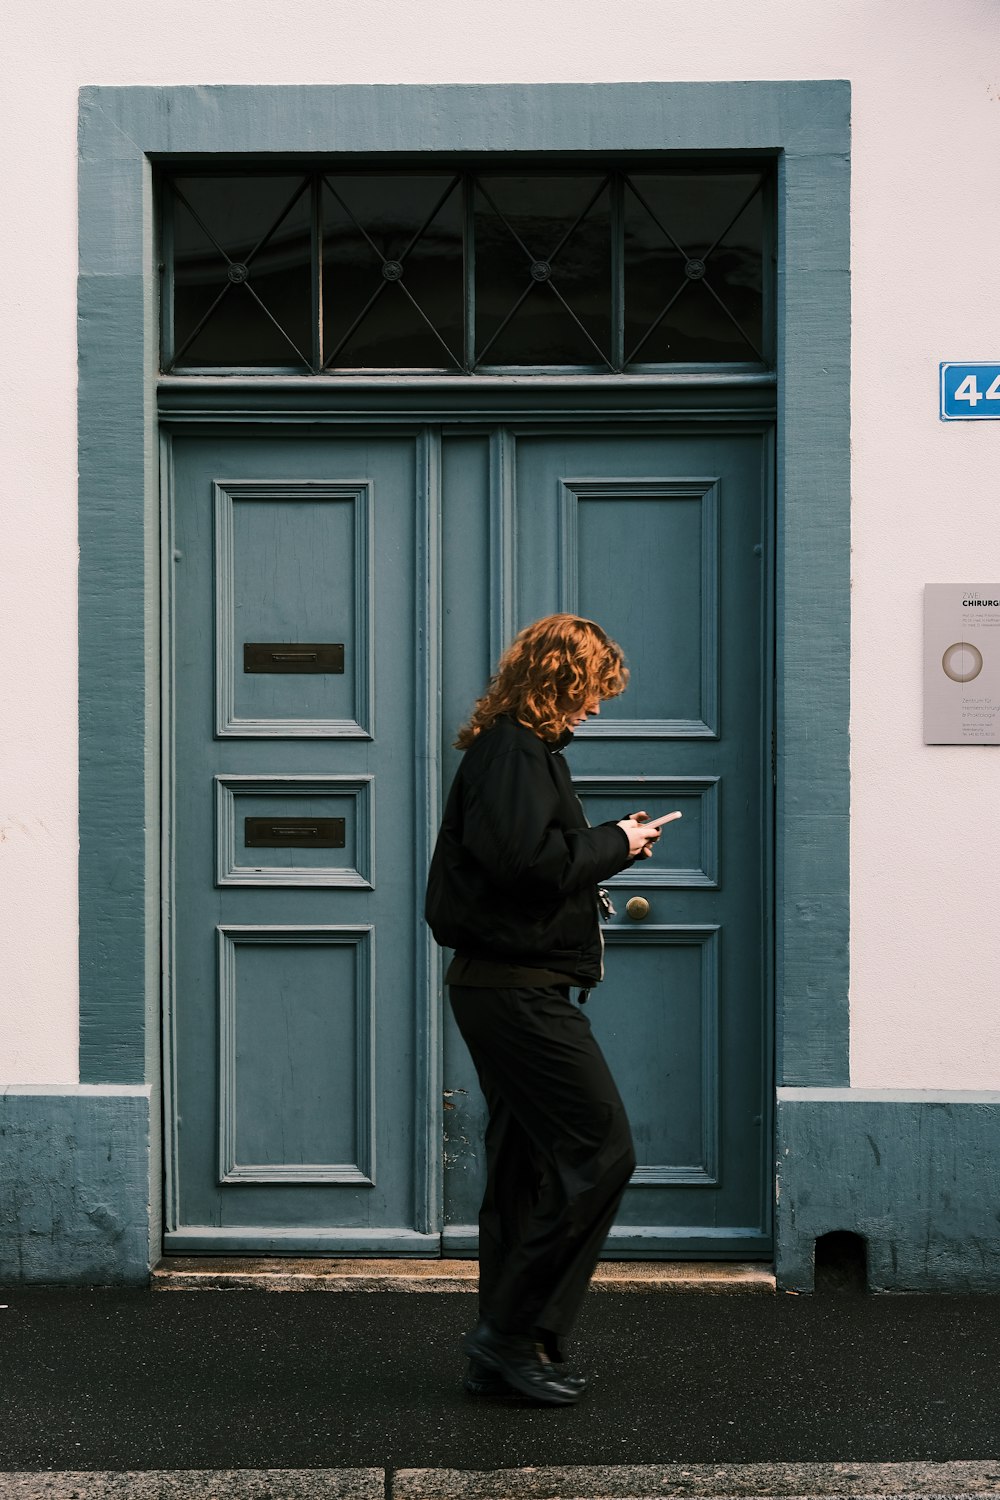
[244,178,312,266]
[169,177,312,368]
[544,281,614,368]
[474,181,536,264]
[473,283,535,367]
[699,278,764,362]
[624,174,764,364]
[170,181,237,268]
[622,176,696,365]
[322,176,463,368]
[240,280,312,367]
[623,178,691,261]
[476,176,607,269]
[701,176,764,264]
[326,273,464,370]
[322,279,392,369]
[626,281,693,365]
[394,279,464,367]
[696,176,766,361]
[323,176,459,269]
[477,276,612,370]
[475,177,613,367]
[168,182,239,365]
[169,280,234,368]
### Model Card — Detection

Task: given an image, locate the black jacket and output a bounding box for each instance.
[425,715,632,985]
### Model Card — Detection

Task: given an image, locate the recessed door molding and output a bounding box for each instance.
[559,476,720,738]
[213,479,374,738]
[216,925,375,1186]
[573,775,720,889]
[604,924,721,1187]
[214,775,375,888]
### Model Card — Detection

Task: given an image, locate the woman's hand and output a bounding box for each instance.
[617,811,660,859]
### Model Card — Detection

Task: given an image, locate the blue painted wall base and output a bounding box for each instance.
[0,1088,151,1285]
[777,1089,1000,1291]
[4,1085,1000,1288]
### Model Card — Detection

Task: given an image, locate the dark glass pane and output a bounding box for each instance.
[322,176,463,368]
[162,166,772,375]
[169,176,312,368]
[624,173,764,363]
[475,177,611,367]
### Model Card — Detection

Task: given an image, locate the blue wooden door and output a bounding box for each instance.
[167,430,438,1253]
[168,419,769,1257]
[441,425,771,1259]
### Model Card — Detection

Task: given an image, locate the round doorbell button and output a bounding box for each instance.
[941,641,984,683]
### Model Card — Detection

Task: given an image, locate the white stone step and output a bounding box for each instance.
[151,1257,776,1293]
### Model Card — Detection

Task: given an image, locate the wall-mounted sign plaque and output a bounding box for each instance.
[940,363,1000,420]
[924,584,1000,743]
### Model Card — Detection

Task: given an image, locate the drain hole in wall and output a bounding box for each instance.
[814,1230,868,1294]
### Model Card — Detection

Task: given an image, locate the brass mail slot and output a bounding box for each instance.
[244,817,346,849]
[243,642,345,674]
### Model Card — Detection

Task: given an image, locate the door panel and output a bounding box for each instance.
[442,425,770,1257]
[218,483,369,735]
[168,433,434,1251]
[218,926,373,1184]
[598,927,718,1185]
[563,477,716,733]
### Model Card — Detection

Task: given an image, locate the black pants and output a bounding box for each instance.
[449,983,636,1359]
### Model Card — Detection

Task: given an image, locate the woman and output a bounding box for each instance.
[425,613,664,1405]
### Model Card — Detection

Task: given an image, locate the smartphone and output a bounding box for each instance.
[644,812,682,829]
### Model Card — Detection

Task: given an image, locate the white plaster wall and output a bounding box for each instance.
[0,0,997,1086]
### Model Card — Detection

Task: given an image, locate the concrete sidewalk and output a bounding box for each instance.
[4,1462,1000,1499]
[0,1286,998,1491]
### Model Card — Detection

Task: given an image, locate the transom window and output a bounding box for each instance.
[159,165,772,374]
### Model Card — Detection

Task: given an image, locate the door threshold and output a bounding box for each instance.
[152,1257,775,1293]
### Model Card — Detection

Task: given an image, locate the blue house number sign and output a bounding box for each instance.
[940,363,1000,420]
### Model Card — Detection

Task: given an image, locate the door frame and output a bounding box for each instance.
[78,82,851,1264]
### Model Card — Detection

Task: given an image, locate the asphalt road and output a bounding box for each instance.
[0,1289,999,1474]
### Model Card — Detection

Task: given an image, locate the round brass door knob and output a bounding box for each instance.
[625,896,651,921]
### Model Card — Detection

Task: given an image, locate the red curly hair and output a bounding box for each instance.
[455,614,629,749]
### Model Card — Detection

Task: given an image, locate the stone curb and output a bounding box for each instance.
[392,1467,1000,1499]
[3,1466,1000,1500]
[0,1473,381,1499]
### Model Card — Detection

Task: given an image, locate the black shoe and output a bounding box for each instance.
[462,1324,583,1406]
[464,1356,588,1398]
